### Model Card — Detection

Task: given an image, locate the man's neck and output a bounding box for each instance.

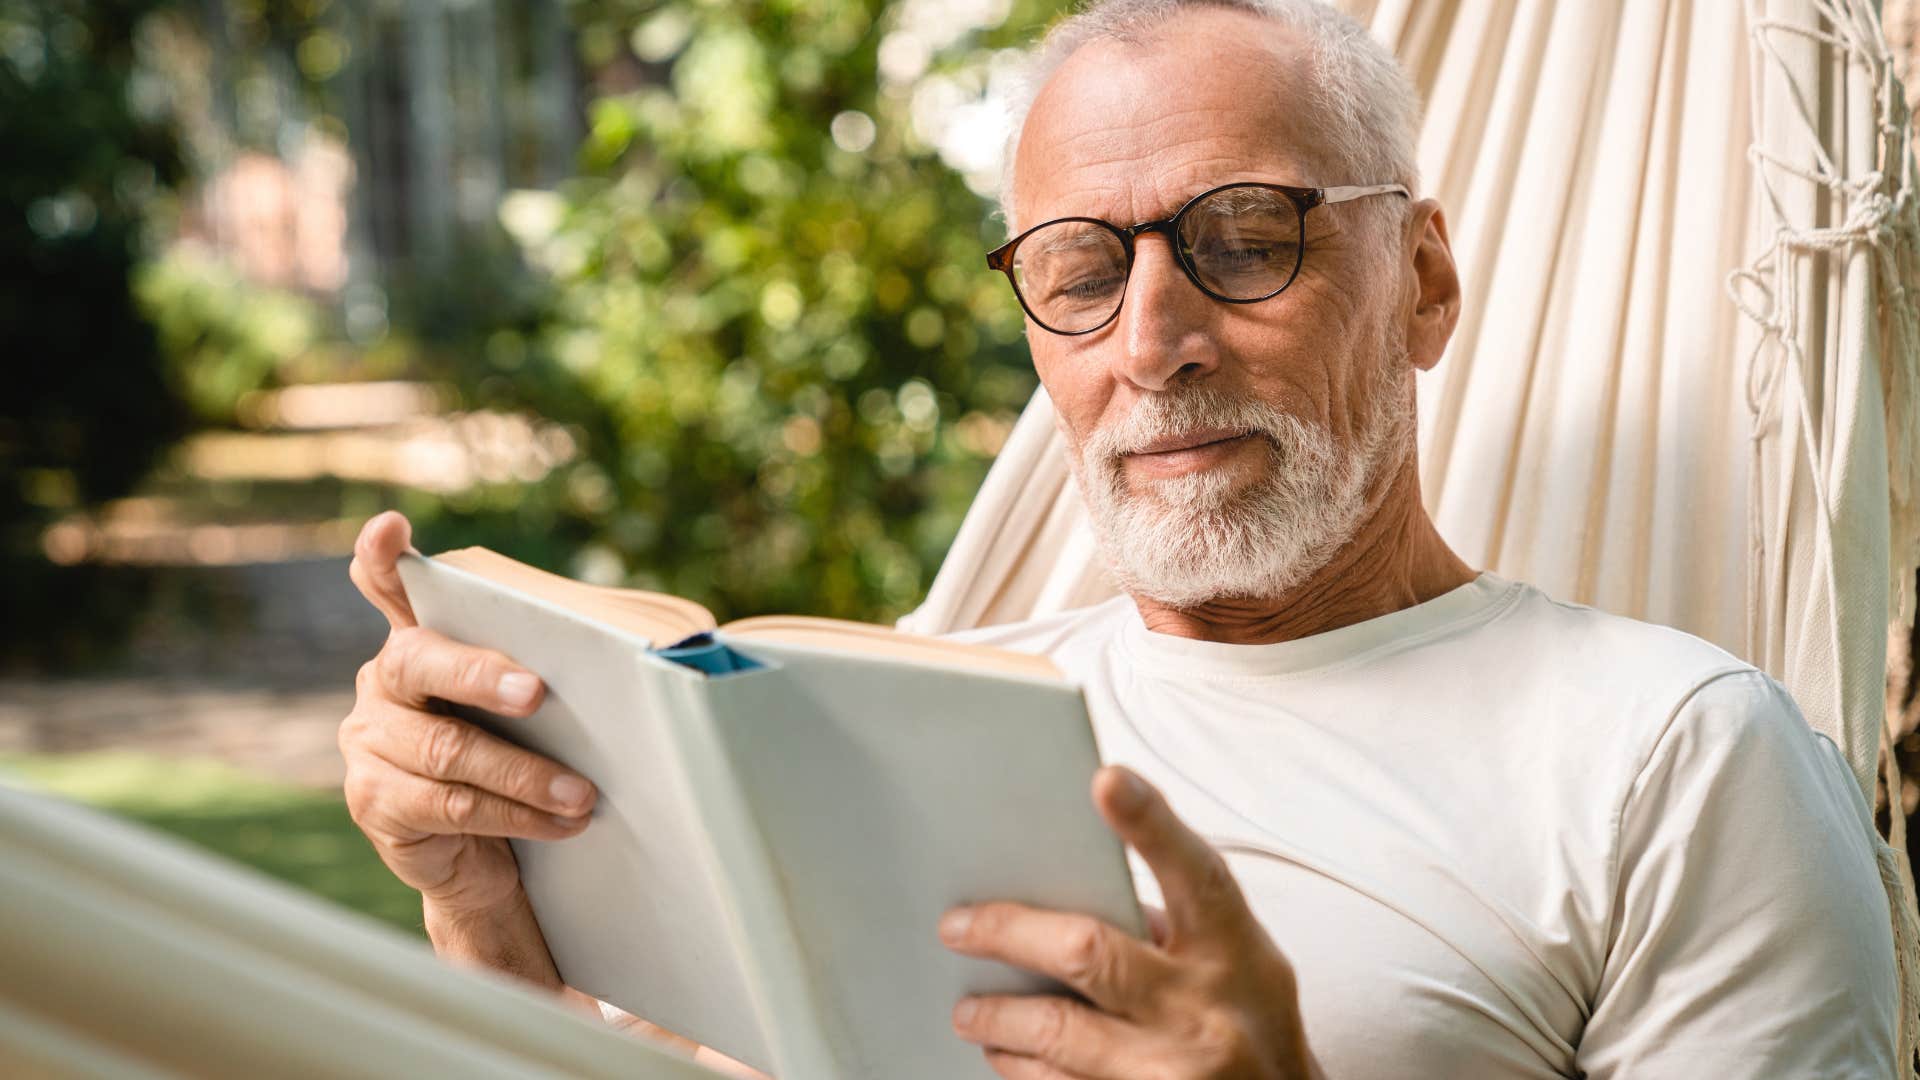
[1131,458,1476,645]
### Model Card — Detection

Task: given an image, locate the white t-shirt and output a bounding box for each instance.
[947,573,1897,1079]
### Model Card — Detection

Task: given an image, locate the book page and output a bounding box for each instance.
[436,547,717,645]
[435,545,1062,682]
[720,615,1061,682]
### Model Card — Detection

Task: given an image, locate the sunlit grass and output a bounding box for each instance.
[1,751,425,937]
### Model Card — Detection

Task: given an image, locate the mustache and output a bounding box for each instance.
[1081,385,1298,461]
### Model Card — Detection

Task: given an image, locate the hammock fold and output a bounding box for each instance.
[0,779,714,1078]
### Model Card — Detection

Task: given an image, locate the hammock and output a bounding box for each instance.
[0,778,719,1078]
[901,0,1920,1069]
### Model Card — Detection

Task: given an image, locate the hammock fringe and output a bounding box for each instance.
[1733,0,1920,1070]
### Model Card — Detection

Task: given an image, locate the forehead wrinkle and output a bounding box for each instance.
[1020,97,1325,223]
[1035,148,1320,229]
[1017,125,1131,204]
[1038,100,1291,176]
[1026,114,1312,208]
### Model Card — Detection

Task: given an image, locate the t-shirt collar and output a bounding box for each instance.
[1116,572,1518,679]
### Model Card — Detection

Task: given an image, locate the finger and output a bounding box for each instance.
[1140,903,1171,947]
[350,510,418,629]
[374,625,546,715]
[1093,766,1251,946]
[690,1046,773,1080]
[940,902,1173,1017]
[355,754,590,841]
[594,997,764,1077]
[355,700,595,817]
[982,1049,1089,1080]
[956,995,1137,1079]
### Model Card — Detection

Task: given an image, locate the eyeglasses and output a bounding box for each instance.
[985,181,1410,336]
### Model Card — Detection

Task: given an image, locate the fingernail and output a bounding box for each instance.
[939,909,973,943]
[953,999,978,1027]
[1113,769,1148,812]
[550,774,592,811]
[550,813,589,830]
[498,673,540,711]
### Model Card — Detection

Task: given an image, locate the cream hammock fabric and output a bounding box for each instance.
[901,0,1920,1069]
[0,779,716,1078]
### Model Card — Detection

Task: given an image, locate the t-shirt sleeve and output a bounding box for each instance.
[1573,669,1897,1078]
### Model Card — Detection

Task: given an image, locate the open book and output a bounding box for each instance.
[398,548,1144,1080]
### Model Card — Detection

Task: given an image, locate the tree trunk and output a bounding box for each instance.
[1877,0,1920,868]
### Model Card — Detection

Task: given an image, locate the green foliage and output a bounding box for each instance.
[6,0,1083,667]
[0,0,191,663]
[487,0,1063,622]
[136,251,322,424]
[0,0,187,516]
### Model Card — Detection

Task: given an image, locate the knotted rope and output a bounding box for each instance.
[1729,0,1920,1071]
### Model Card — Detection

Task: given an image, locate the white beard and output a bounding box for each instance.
[1069,347,1415,610]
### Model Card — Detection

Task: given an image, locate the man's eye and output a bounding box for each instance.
[1058,275,1123,300]
[1195,241,1299,276]
[1219,245,1274,263]
[1200,240,1293,263]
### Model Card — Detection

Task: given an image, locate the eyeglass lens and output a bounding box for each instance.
[1008,185,1304,334]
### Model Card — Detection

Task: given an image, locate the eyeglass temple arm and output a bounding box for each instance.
[1321,183,1411,204]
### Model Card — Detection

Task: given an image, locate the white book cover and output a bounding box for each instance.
[400,553,1143,1079]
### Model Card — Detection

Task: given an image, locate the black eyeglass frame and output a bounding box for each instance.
[985,180,1411,336]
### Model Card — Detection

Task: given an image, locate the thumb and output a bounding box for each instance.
[1141,902,1172,946]
[1094,765,1252,947]
[348,510,419,629]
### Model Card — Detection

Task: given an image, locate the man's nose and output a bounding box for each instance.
[1113,233,1220,391]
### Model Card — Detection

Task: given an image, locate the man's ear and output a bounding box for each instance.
[1403,199,1461,373]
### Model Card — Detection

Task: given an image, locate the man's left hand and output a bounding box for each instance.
[939,766,1322,1080]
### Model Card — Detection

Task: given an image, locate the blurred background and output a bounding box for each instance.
[3,0,1920,936]
[1,0,1076,933]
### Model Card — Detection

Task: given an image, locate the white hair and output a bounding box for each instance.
[999,0,1422,235]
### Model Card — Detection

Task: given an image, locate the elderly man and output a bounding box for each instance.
[339,0,1898,1076]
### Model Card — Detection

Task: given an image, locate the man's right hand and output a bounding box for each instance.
[337,513,767,1073]
[339,510,598,921]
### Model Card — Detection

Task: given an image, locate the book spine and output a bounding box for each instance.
[655,672,844,1080]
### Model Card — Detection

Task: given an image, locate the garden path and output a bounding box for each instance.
[0,557,384,789]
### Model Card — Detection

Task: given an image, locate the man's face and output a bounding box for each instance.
[1011,9,1416,607]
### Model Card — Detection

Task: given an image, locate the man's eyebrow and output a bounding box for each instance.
[1033,225,1114,256]
[1124,180,1306,226]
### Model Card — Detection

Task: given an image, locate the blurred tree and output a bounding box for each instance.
[3,0,1081,667]
[470,0,1066,623]
[0,0,190,667]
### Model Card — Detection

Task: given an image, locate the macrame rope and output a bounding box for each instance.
[1732,0,1920,629]
[1729,0,1920,1072]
